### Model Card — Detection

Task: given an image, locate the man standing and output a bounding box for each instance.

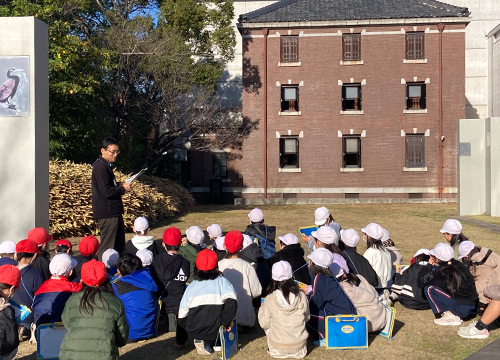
[92,137,131,259]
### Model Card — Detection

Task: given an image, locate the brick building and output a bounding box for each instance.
[189,0,470,201]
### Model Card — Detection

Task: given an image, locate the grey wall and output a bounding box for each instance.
[0,17,49,243]
[459,117,500,216]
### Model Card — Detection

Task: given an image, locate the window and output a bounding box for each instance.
[406,134,425,167]
[280,137,299,168]
[281,36,298,62]
[343,136,361,168]
[212,153,227,178]
[281,86,299,112]
[343,34,361,61]
[406,32,424,59]
[342,84,361,111]
[406,83,426,109]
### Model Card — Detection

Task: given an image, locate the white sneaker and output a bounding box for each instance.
[194,340,213,355]
[458,322,489,339]
[433,311,463,326]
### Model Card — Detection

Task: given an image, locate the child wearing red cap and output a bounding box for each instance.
[11,239,44,340]
[0,265,21,360]
[70,235,100,283]
[178,249,237,355]
[218,230,262,328]
[27,227,53,281]
[151,227,190,348]
[59,260,129,359]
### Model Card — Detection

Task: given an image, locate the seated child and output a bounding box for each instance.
[124,216,162,257]
[331,254,386,332]
[458,284,500,339]
[207,224,223,245]
[54,239,73,256]
[440,219,468,259]
[59,259,129,358]
[180,226,206,283]
[459,240,500,312]
[0,265,21,360]
[417,243,477,326]
[381,228,403,265]
[212,236,227,262]
[310,226,343,256]
[102,248,119,281]
[33,254,82,325]
[0,241,18,266]
[244,208,276,259]
[391,249,431,310]
[304,248,356,345]
[11,239,44,340]
[268,233,310,285]
[218,230,262,327]
[151,227,189,347]
[362,223,392,295]
[303,207,342,251]
[259,261,309,359]
[239,233,271,303]
[27,227,53,281]
[339,229,379,288]
[70,235,99,282]
[112,253,158,341]
[178,249,237,355]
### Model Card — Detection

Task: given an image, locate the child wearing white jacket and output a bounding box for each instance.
[259,261,309,359]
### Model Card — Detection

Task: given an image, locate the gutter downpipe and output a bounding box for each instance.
[263,27,269,198]
[438,23,444,198]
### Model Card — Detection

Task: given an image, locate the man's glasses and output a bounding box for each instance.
[106,149,120,155]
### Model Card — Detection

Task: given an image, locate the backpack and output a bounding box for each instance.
[254,226,276,259]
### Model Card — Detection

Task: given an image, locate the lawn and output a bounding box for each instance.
[14,203,500,360]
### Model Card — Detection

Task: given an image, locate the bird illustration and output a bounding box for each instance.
[0,67,23,110]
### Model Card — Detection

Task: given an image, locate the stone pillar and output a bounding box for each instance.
[0,17,49,243]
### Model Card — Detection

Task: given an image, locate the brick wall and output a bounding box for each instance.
[230,23,466,199]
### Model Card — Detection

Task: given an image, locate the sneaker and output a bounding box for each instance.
[458,322,489,339]
[434,311,463,326]
[18,326,27,342]
[194,340,213,355]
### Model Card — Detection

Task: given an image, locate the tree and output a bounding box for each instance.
[1,0,253,174]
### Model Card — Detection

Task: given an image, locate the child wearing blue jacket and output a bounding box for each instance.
[112,253,158,342]
[303,248,356,346]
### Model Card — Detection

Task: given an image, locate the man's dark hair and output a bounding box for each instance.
[16,252,35,262]
[117,253,142,276]
[101,137,118,149]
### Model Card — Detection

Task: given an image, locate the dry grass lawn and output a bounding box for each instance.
[14,203,500,360]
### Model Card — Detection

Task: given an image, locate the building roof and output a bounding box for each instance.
[238,0,470,24]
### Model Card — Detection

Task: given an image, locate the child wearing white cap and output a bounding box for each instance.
[309,227,343,256]
[304,248,356,346]
[417,243,478,326]
[440,219,468,259]
[0,241,17,266]
[33,254,82,325]
[180,226,206,283]
[207,224,223,242]
[339,229,379,288]
[331,254,387,332]
[258,261,309,359]
[268,233,310,285]
[390,249,432,310]
[244,208,277,260]
[361,223,392,296]
[302,207,342,251]
[459,240,500,313]
[124,216,163,258]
